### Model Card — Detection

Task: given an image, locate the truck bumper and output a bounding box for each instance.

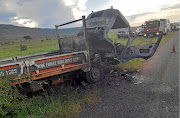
[144,32,160,37]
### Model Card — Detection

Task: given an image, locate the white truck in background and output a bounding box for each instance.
[161,19,171,34]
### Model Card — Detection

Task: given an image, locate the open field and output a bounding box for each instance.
[0,38,59,59]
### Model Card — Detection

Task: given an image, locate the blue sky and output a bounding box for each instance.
[0,0,180,28]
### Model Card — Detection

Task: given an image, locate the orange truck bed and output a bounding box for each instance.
[0,51,89,85]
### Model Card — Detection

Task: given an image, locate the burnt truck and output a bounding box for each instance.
[144,19,171,38]
[0,8,163,93]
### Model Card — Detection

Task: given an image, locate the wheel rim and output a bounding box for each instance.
[90,68,101,82]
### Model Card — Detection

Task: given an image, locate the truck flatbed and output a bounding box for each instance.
[0,51,88,85]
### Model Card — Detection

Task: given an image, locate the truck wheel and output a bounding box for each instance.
[85,64,104,83]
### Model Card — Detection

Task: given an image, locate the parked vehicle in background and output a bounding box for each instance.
[116,30,135,38]
[116,30,129,38]
[144,19,171,38]
[161,19,171,33]
[130,31,136,37]
[135,27,144,36]
[172,23,180,31]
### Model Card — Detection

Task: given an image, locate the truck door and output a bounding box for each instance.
[114,33,163,62]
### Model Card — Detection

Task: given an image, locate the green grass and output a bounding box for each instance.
[24,89,99,118]
[116,58,145,70]
[108,32,175,70]
[0,78,100,118]
[0,38,59,59]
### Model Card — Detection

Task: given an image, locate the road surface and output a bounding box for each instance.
[77,31,179,118]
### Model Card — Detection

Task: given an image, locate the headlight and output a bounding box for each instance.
[144,34,147,37]
[156,32,159,35]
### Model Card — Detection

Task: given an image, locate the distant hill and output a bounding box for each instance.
[0,24,82,41]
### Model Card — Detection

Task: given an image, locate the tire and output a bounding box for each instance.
[85,63,104,84]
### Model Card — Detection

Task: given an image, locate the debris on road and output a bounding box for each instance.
[104,67,139,84]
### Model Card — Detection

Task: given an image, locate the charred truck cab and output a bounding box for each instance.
[0,7,163,93]
[83,7,163,62]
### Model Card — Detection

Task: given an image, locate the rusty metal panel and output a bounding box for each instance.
[30,82,43,92]
[58,35,86,52]
[52,78,64,85]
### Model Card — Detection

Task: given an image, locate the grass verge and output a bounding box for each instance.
[0,78,100,118]
[25,89,99,118]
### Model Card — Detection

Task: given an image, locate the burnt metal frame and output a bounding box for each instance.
[55,16,91,69]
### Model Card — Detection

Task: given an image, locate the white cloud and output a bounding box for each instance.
[13,17,18,20]
[129,8,180,26]
[63,0,88,19]
[0,0,179,28]
[0,0,76,28]
[64,0,76,6]
[105,0,180,16]
[77,0,88,10]
[103,0,180,26]
[24,22,38,28]
[11,17,38,28]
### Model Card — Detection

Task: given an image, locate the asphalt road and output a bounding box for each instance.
[77,31,179,118]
